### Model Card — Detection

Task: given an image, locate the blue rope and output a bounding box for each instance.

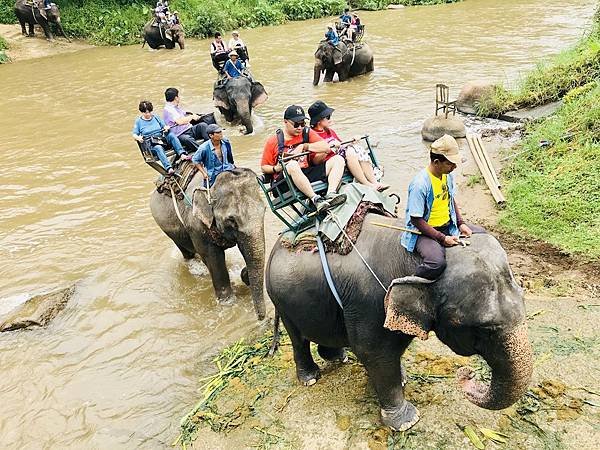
[315,219,344,310]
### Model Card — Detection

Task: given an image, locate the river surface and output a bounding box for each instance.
[0,0,596,448]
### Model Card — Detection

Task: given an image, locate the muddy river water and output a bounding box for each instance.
[0,0,596,448]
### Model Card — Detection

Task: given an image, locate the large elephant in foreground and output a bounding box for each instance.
[313,40,374,85]
[150,168,266,320]
[14,0,68,41]
[266,215,533,431]
[213,77,268,135]
[143,22,185,49]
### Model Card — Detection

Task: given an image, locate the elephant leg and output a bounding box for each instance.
[337,68,349,82]
[176,243,195,260]
[19,20,27,35]
[324,69,335,82]
[352,335,419,431]
[366,59,374,72]
[194,241,234,303]
[317,345,348,363]
[40,21,53,40]
[280,312,320,385]
[28,23,34,36]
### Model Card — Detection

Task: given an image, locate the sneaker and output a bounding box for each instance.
[324,192,347,209]
[167,168,175,175]
[312,195,331,213]
[180,153,192,161]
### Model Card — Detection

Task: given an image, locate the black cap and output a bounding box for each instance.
[308,100,335,126]
[284,105,308,122]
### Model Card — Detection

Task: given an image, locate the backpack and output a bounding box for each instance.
[276,126,310,168]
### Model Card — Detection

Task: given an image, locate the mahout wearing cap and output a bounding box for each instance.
[206,124,223,135]
[430,134,461,165]
[308,100,335,127]
[283,105,308,122]
[228,50,238,57]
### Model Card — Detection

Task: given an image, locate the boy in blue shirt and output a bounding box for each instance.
[325,24,339,46]
[192,124,235,186]
[132,100,190,175]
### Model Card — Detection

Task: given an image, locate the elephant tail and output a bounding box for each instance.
[268,310,281,357]
[142,37,147,48]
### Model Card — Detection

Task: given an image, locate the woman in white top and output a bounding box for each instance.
[228,31,249,65]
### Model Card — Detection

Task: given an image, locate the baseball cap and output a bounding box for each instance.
[284,105,308,122]
[430,134,461,165]
[206,124,223,134]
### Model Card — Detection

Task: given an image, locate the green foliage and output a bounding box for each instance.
[500,82,600,259]
[0,34,8,50]
[350,0,461,8]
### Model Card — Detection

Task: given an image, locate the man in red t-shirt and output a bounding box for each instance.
[261,105,347,213]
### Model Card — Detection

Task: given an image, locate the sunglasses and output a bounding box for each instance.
[289,120,305,128]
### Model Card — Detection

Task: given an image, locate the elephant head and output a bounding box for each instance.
[213,77,268,135]
[313,40,347,85]
[169,24,185,49]
[385,234,533,411]
[191,168,266,320]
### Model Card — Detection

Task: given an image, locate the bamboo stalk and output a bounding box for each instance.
[467,134,505,204]
[370,221,421,234]
[473,134,501,188]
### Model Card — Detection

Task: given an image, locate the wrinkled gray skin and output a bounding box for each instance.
[313,41,374,85]
[143,22,185,50]
[150,168,266,320]
[213,77,268,135]
[266,215,533,431]
[14,0,68,41]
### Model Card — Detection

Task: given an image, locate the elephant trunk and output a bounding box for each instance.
[313,60,323,86]
[237,231,266,321]
[56,20,70,41]
[457,322,533,410]
[237,101,253,135]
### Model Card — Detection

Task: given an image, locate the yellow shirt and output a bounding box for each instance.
[427,170,450,227]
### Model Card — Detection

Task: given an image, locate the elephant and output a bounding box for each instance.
[213,76,268,135]
[143,22,185,50]
[313,40,374,86]
[150,167,266,320]
[266,215,533,431]
[14,0,68,41]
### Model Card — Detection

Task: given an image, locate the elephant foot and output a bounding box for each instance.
[240,267,249,286]
[380,401,420,432]
[317,345,348,363]
[297,363,321,386]
[216,291,236,306]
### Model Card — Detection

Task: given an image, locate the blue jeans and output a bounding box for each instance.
[150,132,186,170]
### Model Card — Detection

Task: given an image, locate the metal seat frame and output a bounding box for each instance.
[257,136,379,233]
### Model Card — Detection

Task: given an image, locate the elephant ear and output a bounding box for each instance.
[251,82,268,108]
[213,86,230,110]
[192,187,214,229]
[333,47,343,65]
[383,277,434,340]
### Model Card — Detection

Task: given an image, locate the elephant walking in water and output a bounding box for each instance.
[143,22,185,50]
[14,0,68,41]
[266,215,533,431]
[213,77,268,135]
[313,40,374,85]
[150,168,266,320]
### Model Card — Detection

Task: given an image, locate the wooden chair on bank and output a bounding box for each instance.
[435,83,457,119]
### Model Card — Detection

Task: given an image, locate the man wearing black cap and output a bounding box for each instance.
[192,124,235,186]
[261,105,347,213]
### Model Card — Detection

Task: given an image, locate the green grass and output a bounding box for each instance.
[477,16,600,117]
[499,81,600,260]
[0,34,9,63]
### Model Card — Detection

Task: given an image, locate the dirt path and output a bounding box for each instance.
[0,24,92,62]
[181,122,600,449]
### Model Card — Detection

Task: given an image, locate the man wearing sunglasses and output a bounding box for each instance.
[261,105,347,213]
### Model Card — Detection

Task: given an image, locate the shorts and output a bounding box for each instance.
[273,163,327,196]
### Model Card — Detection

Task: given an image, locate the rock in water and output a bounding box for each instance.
[421,115,466,141]
[456,81,496,114]
[0,285,75,332]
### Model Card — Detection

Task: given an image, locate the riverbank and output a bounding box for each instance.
[177,129,600,449]
[475,4,600,261]
[0,0,461,46]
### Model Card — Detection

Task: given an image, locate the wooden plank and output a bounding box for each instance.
[467,134,505,204]
[473,134,501,188]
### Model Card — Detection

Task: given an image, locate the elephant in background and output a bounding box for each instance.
[266,216,533,431]
[313,40,374,85]
[143,22,185,49]
[14,0,68,41]
[213,77,268,135]
[150,167,266,320]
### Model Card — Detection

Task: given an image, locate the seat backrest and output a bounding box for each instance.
[436,83,449,103]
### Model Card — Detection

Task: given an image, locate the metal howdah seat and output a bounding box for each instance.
[137,138,178,177]
[258,136,379,233]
